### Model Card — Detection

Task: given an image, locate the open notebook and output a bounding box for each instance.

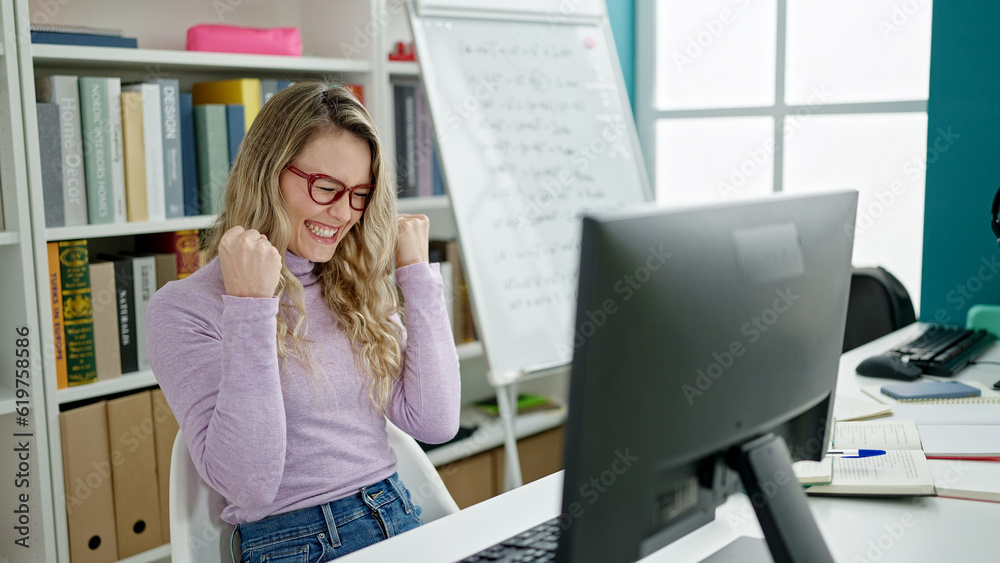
[794,420,935,496]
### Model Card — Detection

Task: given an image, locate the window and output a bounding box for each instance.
[636,0,932,309]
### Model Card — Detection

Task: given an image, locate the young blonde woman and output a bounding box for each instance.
[146,82,461,562]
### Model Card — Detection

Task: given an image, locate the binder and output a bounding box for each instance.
[107,391,163,557]
[151,389,180,542]
[60,402,119,562]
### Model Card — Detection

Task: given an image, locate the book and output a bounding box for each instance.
[475,393,560,417]
[136,230,200,279]
[46,242,69,389]
[120,90,149,222]
[153,253,178,289]
[30,31,138,48]
[192,78,261,132]
[928,459,1000,503]
[156,79,184,219]
[863,380,1000,404]
[802,419,936,496]
[225,104,245,167]
[193,104,229,215]
[430,240,476,343]
[128,255,157,371]
[37,102,65,227]
[415,83,434,197]
[122,83,165,221]
[88,261,122,381]
[833,395,893,422]
[345,83,365,105]
[30,23,125,36]
[79,77,126,224]
[394,82,418,198]
[35,75,88,226]
[57,240,98,386]
[104,255,138,374]
[178,93,200,216]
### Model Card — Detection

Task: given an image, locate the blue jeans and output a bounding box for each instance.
[236,473,424,562]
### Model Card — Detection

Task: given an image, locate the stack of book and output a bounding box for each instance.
[394,81,445,198]
[47,231,200,388]
[35,77,325,227]
[30,23,138,48]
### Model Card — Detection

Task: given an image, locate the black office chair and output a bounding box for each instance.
[842,266,917,352]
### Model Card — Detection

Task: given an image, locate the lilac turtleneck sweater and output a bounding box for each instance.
[146,251,461,524]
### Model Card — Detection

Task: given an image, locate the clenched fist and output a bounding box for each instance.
[219,226,283,298]
[396,214,430,268]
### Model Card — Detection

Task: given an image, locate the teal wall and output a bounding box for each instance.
[921,2,1000,324]
[606,0,635,109]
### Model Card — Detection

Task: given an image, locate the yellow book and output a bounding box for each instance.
[120,90,148,222]
[191,78,261,132]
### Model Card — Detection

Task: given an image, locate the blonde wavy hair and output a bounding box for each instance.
[203,81,402,413]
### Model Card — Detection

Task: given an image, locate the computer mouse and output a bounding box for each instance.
[855,355,923,380]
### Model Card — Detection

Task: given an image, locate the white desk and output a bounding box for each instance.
[341,325,1000,562]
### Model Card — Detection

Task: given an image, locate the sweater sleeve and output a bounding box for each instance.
[387,262,462,443]
[146,279,287,510]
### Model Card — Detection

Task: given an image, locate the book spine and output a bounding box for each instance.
[137,84,165,221]
[47,242,69,389]
[37,103,65,227]
[158,79,184,219]
[107,78,127,223]
[30,31,137,48]
[79,77,113,224]
[58,240,97,385]
[225,104,245,168]
[120,91,148,222]
[260,79,279,105]
[194,104,229,215]
[89,262,122,381]
[132,256,157,371]
[415,84,433,197]
[394,83,418,198]
[111,257,138,374]
[179,93,200,216]
[174,230,200,278]
[49,76,89,226]
[432,141,445,196]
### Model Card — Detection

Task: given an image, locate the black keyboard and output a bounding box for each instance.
[884,325,996,376]
[458,517,560,562]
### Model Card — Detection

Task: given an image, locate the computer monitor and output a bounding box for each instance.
[557,190,858,562]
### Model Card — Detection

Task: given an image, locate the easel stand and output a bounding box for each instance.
[495,381,523,490]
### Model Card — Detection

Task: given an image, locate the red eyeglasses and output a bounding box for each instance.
[285,165,375,211]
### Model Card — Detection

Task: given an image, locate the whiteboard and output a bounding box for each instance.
[410,5,650,384]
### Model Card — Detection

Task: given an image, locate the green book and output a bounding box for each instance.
[58,239,97,385]
[193,104,230,215]
[78,77,112,224]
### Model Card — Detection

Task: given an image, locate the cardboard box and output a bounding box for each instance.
[106,391,163,556]
[60,402,119,562]
[151,389,180,542]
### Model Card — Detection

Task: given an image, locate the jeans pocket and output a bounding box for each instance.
[251,532,328,563]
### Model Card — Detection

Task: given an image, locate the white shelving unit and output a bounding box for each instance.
[4,0,566,560]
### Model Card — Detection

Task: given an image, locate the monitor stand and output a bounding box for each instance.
[714,433,835,563]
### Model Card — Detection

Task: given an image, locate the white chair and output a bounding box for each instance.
[169,422,461,563]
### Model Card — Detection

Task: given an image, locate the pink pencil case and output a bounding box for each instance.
[186,24,302,56]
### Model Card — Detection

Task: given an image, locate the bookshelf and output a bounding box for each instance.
[4,0,564,561]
